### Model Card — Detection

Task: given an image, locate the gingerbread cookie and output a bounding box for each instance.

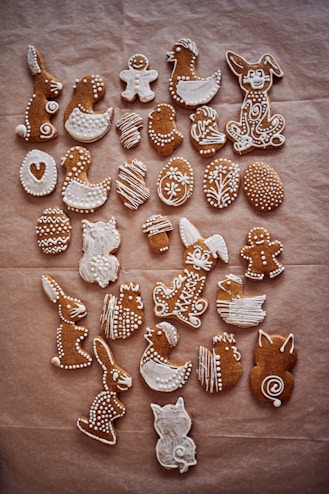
[116,112,143,149]
[190,106,226,156]
[226,51,285,155]
[36,206,72,255]
[153,217,228,328]
[240,227,284,280]
[216,274,266,328]
[250,330,297,407]
[41,275,92,369]
[77,336,132,445]
[167,38,221,109]
[19,149,57,197]
[197,333,242,393]
[79,218,120,288]
[151,397,197,473]
[116,159,150,210]
[157,157,194,207]
[140,322,192,392]
[148,103,183,156]
[64,74,114,143]
[100,283,144,340]
[120,53,158,103]
[61,146,111,213]
[142,214,174,254]
[203,158,241,209]
[243,161,284,211]
[16,45,62,142]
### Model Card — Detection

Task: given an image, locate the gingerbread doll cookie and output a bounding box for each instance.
[120,53,158,103]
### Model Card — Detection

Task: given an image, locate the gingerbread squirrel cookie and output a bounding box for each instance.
[157,157,194,207]
[64,74,114,143]
[79,218,120,288]
[153,217,228,328]
[140,322,192,392]
[16,45,62,142]
[243,161,284,211]
[203,158,241,209]
[151,397,197,473]
[226,51,285,155]
[142,214,174,254]
[190,106,226,156]
[20,149,57,197]
[77,336,132,445]
[250,330,297,407]
[148,103,183,156]
[116,112,143,149]
[61,146,111,213]
[41,275,92,369]
[167,38,221,109]
[36,206,72,255]
[120,53,158,103]
[100,283,144,340]
[116,159,150,210]
[197,332,242,393]
[240,227,284,280]
[216,274,266,328]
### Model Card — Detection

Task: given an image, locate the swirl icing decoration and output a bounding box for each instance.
[261,375,285,407]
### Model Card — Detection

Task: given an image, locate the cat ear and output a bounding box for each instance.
[151,403,162,419]
[175,397,185,410]
[258,329,273,347]
[280,333,295,354]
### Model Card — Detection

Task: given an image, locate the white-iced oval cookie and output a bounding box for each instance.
[36,206,72,255]
[20,149,57,196]
[203,158,240,209]
[157,157,194,207]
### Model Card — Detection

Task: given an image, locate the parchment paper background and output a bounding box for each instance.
[1,1,328,493]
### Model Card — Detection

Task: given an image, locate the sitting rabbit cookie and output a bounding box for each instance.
[226,51,285,155]
[77,336,132,445]
[64,74,114,143]
[120,53,158,103]
[41,275,92,369]
[16,45,62,142]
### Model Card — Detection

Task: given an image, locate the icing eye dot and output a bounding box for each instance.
[157,330,162,336]
[176,47,181,52]
[225,346,230,351]
[113,371,119,381]
[227,281,231,286]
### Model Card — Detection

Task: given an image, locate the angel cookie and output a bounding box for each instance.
[120,54,158,103]
[64,74,113,143]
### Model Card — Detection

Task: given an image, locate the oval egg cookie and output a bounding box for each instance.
[157,157,194,207]
[203,158,240,209]
[243,161,284,211]
[36,206,72,255]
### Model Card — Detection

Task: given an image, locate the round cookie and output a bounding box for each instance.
[36,206,72,254]
[203,158,241,209]
[243,161,284,211]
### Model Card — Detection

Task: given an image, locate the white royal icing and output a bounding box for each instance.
[203,158,240,209]
[65,106,113,143]
[19,149,57,196]
[157,157,194,207]
[120,53,158,103]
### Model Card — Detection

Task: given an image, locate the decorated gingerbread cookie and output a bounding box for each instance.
[243,161,284,211]
[16,45,62,142]
[36,206,72,255]
[216,274,266,328]
[79,218,120,288]
[61,146,111,213]
[250,330,297,407]
[197,332,242,393]
[151,397,197,473]
[153,217,228,328]
[203,158,241,209]
[167,38,221,109]
[140,322,192,392]
[77,336,132,445]
[148,103,183,156]
[142,214,174,254]
[64,74,114,143]
[226,51,285,155]
[120,53,158,103]
[190,106,226,156]
[100,283,144,340]
[116,159,150,210]
[157,157,194,207]
[41,275,92,369]
[116,112,143,149]
[20,149,57,197]
[240,227,284,280]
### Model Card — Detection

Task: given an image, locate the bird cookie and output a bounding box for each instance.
[190,106,226,156]
[167,38,221,109]
[140,322,192,392]
[148,103,183,156]
[120,53,158,103]
[61,146,111,213]
[64,74,114,143]
[240,227,284,280]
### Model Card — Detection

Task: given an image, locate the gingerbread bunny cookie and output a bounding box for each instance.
[16,45,62,142]
[41,275,92,369]
[226,51,285,155]
[120,53,158,103]
[64,74,114,143]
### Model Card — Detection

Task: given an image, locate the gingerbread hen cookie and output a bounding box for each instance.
[64,74,113,143]
[16,45,62,142]
[120,54,158,103]
[190,106,226,156]
[148,103,183,156]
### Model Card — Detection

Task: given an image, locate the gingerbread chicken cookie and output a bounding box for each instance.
[148,103,183,156]
[240,227,284,280]
[120,53,158,103]
[64,74,114,143]
[190,106,226,156]
[16,45,62,142]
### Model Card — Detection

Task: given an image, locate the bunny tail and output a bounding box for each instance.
[16,124,27,137]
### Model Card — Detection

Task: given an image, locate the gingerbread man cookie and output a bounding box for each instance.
[240,227,284,280]
[120,54,158,103]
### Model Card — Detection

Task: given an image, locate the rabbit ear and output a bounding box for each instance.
[27,45,42,75]
[41,275,63,303]
[204,234,229,263]
[93,336,115,370]
[260,54,283,77]
[226,51,248,76]
[179,217,201,247]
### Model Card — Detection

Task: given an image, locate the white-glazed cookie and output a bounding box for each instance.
[120,53,158,103]
[36,206,72,255]
[20,149,57,196]
[116,159,150,210]
[157,157,194,207]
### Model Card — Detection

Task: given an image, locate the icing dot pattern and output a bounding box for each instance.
[243,161,284,211]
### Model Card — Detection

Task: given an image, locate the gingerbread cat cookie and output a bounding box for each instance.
[148,103,183,156]
[120,54,158,103]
